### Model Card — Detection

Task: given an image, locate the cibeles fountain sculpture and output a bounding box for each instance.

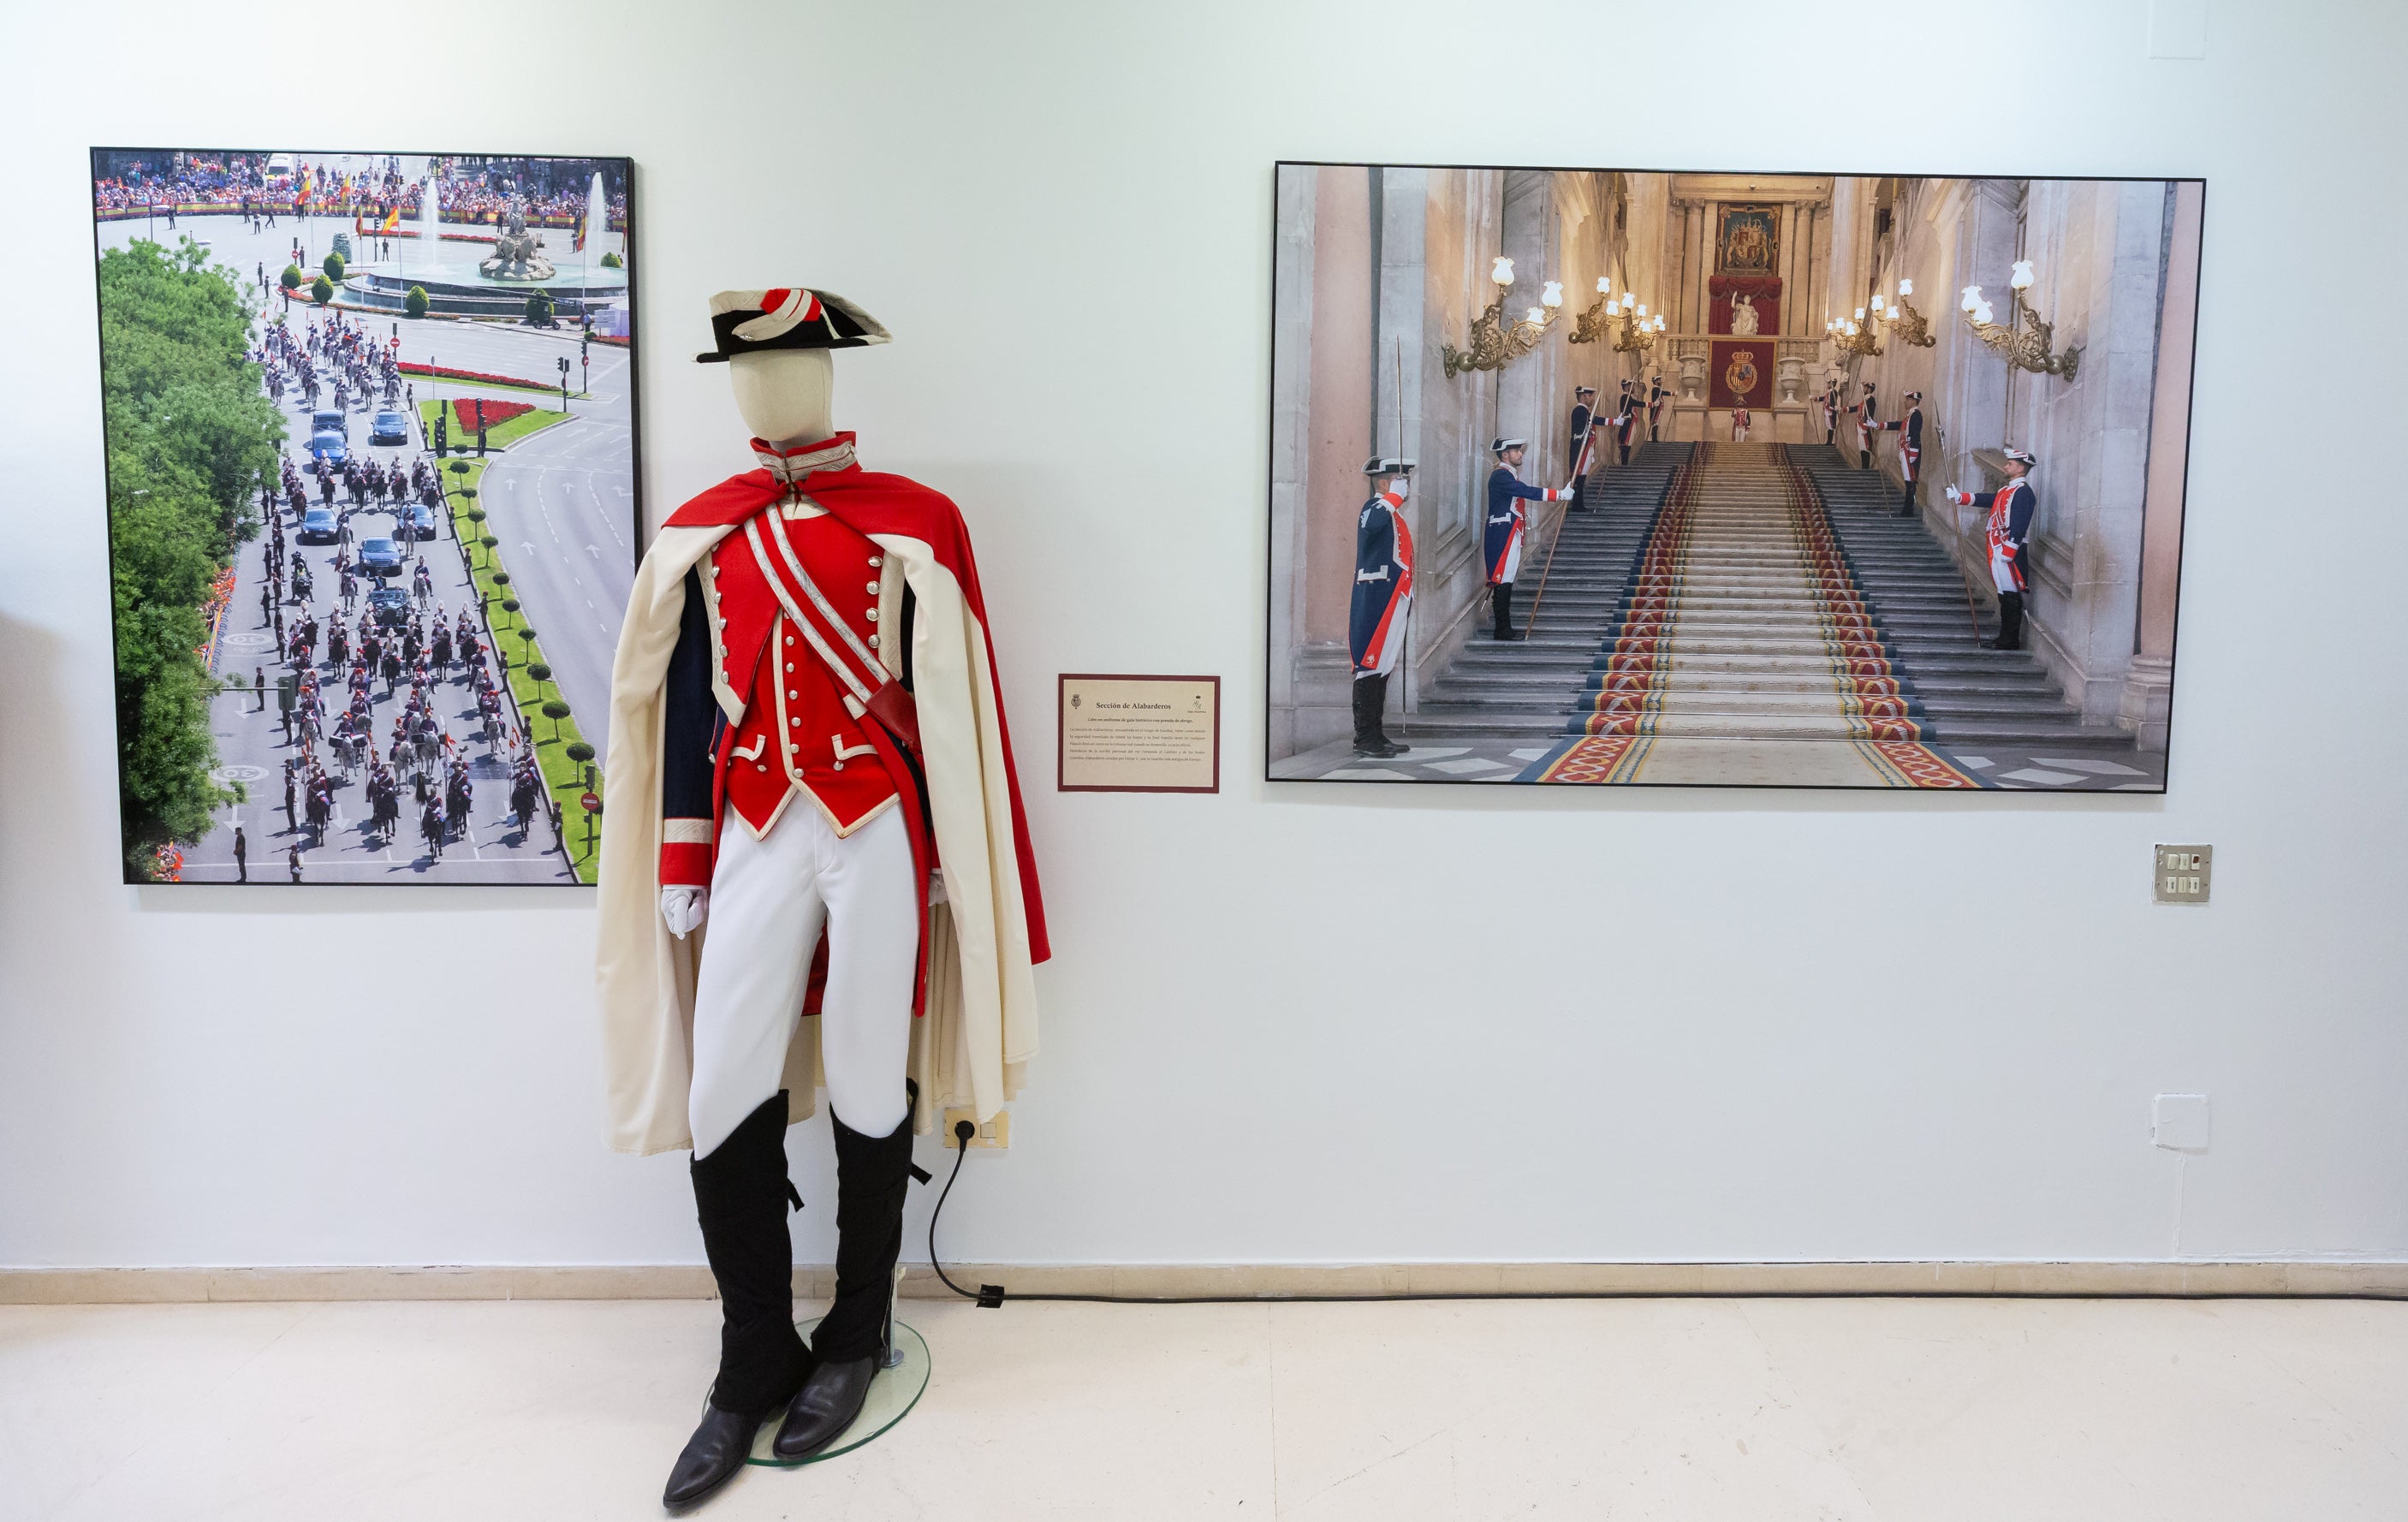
[479,199,556,282]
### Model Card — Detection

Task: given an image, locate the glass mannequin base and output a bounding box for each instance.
[740,1317,931,1467]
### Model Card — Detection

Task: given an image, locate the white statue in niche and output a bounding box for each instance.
[1729,292,1760,336]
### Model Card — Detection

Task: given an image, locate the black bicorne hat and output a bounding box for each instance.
[695,287,891,363]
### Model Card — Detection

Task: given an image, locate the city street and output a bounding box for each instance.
[98,211,636,883]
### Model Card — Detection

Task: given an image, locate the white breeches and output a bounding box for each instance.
[1989,547,2021,595]
[688,802,918,1157]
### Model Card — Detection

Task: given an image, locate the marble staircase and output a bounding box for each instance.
[1401,442,2125,748]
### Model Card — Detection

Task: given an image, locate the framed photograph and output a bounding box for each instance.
[1266,163,2201,793]
[90,149,639,882]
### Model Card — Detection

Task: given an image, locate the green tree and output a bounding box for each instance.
[322,251,345,282]
[95,237,286,876]
[405,284,430,318]
[310,274,333,305]
[599,252,622,269]
[280,263,303,291]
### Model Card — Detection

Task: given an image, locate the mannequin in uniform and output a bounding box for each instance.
[1347,457,1414,757]
[598,288,1049,1511]
[1945,447,2040,651]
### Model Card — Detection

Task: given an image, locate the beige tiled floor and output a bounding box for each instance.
[3,1295,2404,1520]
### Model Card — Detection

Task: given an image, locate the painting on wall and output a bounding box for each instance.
[1265,163,2204,793]
[1715,204,1780,274]
[90,148,639,882]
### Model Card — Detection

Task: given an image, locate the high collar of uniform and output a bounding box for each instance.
[750,432,860,485]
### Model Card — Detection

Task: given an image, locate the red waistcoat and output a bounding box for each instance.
[702,506,899,839]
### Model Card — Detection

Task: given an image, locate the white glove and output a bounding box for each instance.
[1946,484,1964,505]
[1388,477,1411,502]
[660,885,708,937]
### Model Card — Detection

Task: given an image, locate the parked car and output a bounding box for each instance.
[400,502,438,541]
[366,586,410,627]
[357,538,404,578]
[368,409,410,447]
[298,508,340,544]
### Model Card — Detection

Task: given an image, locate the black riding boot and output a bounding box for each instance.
[1897,477,1919,517]
[773,1095,919,1461]
[1987,591,2025,651]
[664,1092,810,1510]
[1859,449,1872,470]
[1492,582,1519,642]
[1352,675,1403,758]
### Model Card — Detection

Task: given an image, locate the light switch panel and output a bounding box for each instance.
[2153,1093,2210,1150]
[2154,844,2211,905]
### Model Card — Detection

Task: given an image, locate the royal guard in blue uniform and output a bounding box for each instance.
[1483,437,1573,642]
[1820,379,1840,447]
[1946,447,2039,650]
[1846,382,1878,470]
[1566,386,1597,513]
[1647,372,1668,442]
[1729,401,1751,443]
[1876,389,1925,516]
[1614,381,1640,465]
[1347,457,1415,757]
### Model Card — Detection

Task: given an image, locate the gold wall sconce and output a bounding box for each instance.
[1442,256,1562,377]
[1960,261,2080,379]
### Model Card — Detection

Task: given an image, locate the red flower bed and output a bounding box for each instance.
[451,398,533,430]
[398,360,554,390]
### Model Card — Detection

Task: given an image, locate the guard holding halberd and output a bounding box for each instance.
[1945,446,2040,651]
[1566,386,1597,513]
[1482,438,1573,643]
[1876,389,1926,516]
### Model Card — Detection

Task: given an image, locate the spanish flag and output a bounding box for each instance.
[297,170,313,203]
[382,205,401,234]
[572,203,587,253]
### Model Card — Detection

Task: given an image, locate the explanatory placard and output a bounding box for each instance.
[1057,674,1220,794]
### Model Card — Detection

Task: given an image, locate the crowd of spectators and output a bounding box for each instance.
[92,153,627,231]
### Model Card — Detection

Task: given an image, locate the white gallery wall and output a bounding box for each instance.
[3,0,2404,1273]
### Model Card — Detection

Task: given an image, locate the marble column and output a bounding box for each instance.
[2120,180,2203,752]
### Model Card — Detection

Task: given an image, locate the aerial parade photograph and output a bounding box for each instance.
[88,149,638,883]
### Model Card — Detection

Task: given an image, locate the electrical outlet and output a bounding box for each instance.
[2153,1093,2210,1150]
[942,1108,1009,1150]
[2154,844,2212,905]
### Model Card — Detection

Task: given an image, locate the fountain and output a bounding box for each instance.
[479,199,556,281]
[347,169,626,320]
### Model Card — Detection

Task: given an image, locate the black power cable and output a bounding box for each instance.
[925,1121,2399,1308]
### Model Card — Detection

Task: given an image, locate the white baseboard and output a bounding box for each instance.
[3,1260,2405,1305]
